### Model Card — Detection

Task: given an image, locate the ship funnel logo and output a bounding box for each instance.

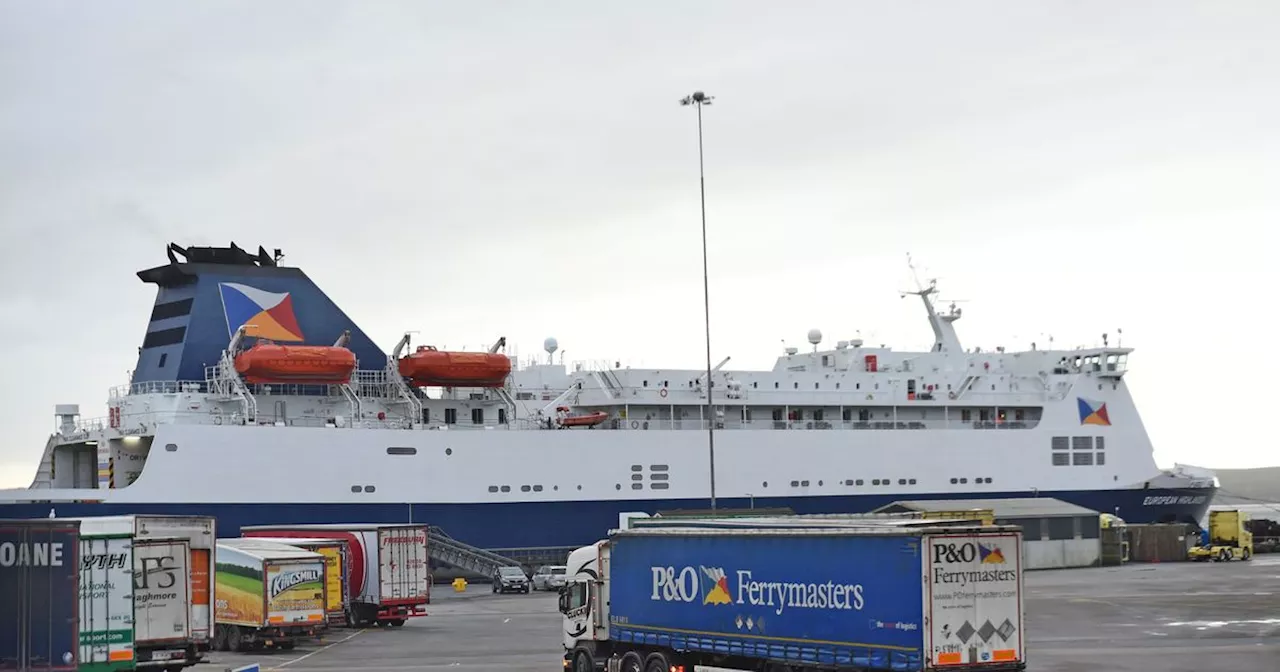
[1077,398,1111,426]
[219,282,304,342]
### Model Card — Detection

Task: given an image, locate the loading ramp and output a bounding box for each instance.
[427,525,525,578]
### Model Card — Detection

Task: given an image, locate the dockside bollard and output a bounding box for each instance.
[452,577,467,592]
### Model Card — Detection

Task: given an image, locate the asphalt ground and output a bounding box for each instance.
[202,556,1280,672]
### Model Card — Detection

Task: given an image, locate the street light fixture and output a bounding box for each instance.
[679,90,716,511]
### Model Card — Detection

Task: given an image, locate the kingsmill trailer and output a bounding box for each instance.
[213,540,328,651]
[559,522,1026,672]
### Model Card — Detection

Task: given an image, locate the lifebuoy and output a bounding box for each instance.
[659,388,668,398]
[948,391,956,400]
[213,415,223,425]
[631,420,639,429]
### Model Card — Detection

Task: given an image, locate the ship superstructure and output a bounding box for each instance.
[0,243,1217,552]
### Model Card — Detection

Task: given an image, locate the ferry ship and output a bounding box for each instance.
[0,243,1217,550]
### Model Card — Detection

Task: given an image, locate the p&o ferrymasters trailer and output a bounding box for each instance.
[559,522,1026,672]
[241,524,429,627]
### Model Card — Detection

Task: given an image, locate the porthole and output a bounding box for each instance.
[350,485,361,493]
[444,448,453,456]
[363,485,375,493]
[615,483,621,490]
[521,485,531,492]
[631,483,643,490]
[501,485,511,493]
[487,486,499,493]
[533,485,543,492]
[164,443,178,452]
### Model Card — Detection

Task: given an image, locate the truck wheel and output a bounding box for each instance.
[213,625,228,652]
[642,652,671,672]
[571,651,593,672]
[281,642,296,651]
[389,619,406,627]
[227,626,244,653]
[619,652,643,672]
[1243,547,1252,561]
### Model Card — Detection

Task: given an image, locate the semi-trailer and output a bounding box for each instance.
[223,537,350,627]
[559,521,1026,672]
[212,540,328,651]
[1,519,81,672]
[241,523,429,627]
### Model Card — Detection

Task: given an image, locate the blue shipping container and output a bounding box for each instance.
[0,520,81,672]
[608,532,928,670]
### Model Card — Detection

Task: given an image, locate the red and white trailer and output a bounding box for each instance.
[241,523,429,627]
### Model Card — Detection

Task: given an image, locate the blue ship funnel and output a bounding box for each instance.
[130,243,387,384]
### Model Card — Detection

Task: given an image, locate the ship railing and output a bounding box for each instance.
[110,380,210,399]
[518,416,1044,431]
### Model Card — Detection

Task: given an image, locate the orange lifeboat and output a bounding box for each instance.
[557,408,609,428]
[234,343,357,385]
[397,346,512,388]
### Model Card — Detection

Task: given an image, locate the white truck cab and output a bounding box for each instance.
[559,541,611,671]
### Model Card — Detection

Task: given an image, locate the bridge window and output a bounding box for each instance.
[444,408,457,424]
[1052,453,1069,466]
[387,447,417,456]
[1097,452,1106,465]
[1051,436,1069,450]
[1073,452,1094,466]
[498,408,507,424]
[472,408,484,425]
[1095,437,1105,451]
[813,410,824,421]
[158,353,168,368]
[1072,436,1093,450]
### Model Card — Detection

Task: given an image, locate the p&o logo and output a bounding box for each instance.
[933,542,1005,565]
[651,565,734,605]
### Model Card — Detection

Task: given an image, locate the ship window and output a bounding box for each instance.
[158,353,168,368]
[950,478,958,484]
[387,447,417,456]
[744,409,753,421]
[752,381,758,388]
[1051,436,1069,451]
[488,486,499,493]
[772,409,783,421]
[631,464,642,472]
[836,382,840,389]
[351,485,361,493]
[979,409,990,422]
[643,380,648,387]
[164,443,177,452]
[856,479,864,486]
[814,382,819,389]
[961,409,972,422]
[843,409,852,422]
[1097,452,1106,466]
[762,481,768,488]
[794,382,799,389]
[774,382,779,389]
[1073,452,1093,466]
[859,409,870,422]
[1052,453,1069,466]
[791,480,800,487]
[1072,436,1093,450]
[801,480,810,487]
[959,478,968,484]
[650,473,669,481]
[498,408,507,424]
[445,448,452,456]
[472,408,484,425]
[444,408,457,424]
[615,483,621,490]
[909,478,917,485]
[142,326,186,349]
[873,479,881,486]
[149,298,194,321]
[363,485,375,493]
[631,474,643,481]
[650,464,668,471]
[1015,409,1025,421]
[663,380,668,387]
[422,408,430,424]
[1095,437,1105,451]
[631,483,643,490]
[533,484,543,492]
[856,383,860,390]
[898,478,907,485]
[651,482,669,490]
[521,485,531,492]
[814,410,824,421]
[500,485,511,493]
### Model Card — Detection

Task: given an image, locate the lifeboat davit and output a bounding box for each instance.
[234,343,357,385]
[397,346,512,388]
[556,407,609,428]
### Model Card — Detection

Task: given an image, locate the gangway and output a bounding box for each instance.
[427,525,525,578]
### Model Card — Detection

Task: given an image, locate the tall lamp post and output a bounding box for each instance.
[680,90,716,511]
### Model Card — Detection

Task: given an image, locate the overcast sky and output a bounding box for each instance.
[1,0,1277,487]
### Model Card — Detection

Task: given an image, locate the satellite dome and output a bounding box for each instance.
[807,329,823,346]
[543,337,559,355]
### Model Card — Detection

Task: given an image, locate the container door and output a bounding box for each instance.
[265,560,327,625]
[0,523,79,672]
[79,537,135,671]
[924,532,1024,668]
[377,527,428,603]
[134,516,215,643]
[132,539,191,644]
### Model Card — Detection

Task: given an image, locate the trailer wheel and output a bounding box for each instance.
[642,651,671,672]
[213,625,229,652]
[389,619,406,627]
[227,626,244,653]
[619,651,643,672]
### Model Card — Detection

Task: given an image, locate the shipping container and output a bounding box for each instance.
[213,541,327,651]
[72,515,215,671]
[222,537,349,627]
[241,524,429,627]
[0,520,80,672]
[559,523,1026,672]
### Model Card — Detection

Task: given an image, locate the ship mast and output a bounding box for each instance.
[901,255,963,353]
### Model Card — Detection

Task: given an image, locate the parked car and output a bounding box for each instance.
[492,566,530,594]
[531,565,568,591]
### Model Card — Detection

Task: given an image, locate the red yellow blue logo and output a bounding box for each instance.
[979,543,1006,564]
[700,566,733,605]
[219,282,304,342]
[1077,397,1111,426]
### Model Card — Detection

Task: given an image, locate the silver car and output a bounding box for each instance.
[531,564,568,591]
